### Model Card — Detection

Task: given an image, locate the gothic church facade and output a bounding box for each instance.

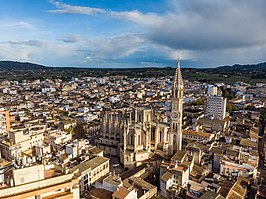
[97,58,184,168]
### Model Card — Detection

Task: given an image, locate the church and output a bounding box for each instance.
[97,58,184,168]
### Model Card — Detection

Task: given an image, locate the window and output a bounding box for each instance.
[84,179,88,184]
[130,134,134,145]
[84,174,88,180]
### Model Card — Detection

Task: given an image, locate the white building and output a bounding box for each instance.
[47,130,72,150]
[0,108,10,135]
[109,96,120,103]
[207,85,218,96]
[160,150,192,197]
[206,96,227,120]
[73,156,109,194]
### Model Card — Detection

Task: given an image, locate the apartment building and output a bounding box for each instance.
[206,96,227,120]
[73,156,110,193]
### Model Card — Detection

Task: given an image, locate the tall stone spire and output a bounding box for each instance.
[174,57,183,88]
[173,56,183,98]
[169,56,184,155]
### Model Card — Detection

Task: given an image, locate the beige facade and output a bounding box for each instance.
[73,156,110,194]
[47,130,72,149]
[0,127,46,161]
[160,150,192,197]
[0,109,10,134]
[13,164,45,186]
[0,127,71,162]
[98,59,184,168]
[0,173,79,199]
[182,130,215,142]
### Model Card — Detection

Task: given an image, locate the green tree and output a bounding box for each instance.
[260,108,266,121]
[73,123,87,139]
[63,111,69,116]
[189,98,205,106]
[222,88,235,100]
[226,103,238,114]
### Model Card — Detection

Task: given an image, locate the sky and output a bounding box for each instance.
[0,0,266,68]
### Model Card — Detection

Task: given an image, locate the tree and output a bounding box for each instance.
[63,111,69,116]
[226,103,238,114]
[260,108,266,121]
[73,123,87,139]
[222,88,235,100]
[188,98,205,106]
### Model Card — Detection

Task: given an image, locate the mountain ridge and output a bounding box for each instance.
[0,60,266,70]
[0,61,47,70]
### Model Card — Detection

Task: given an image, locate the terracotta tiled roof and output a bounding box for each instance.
[183,130,213,138]
[112,187,130,199]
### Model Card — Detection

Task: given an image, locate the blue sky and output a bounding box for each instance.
[0,0,266,68]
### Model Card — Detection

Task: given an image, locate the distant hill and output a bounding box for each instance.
[0,61,47,70]
[0,60,266,84]
[209,62,266,72]
[0,60,265,71]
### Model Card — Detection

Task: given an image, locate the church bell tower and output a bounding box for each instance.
[169,57,183,155]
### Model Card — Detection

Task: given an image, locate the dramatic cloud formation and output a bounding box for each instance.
[145,0,266,51]
[47,0,266,66]
[0,0,265,67]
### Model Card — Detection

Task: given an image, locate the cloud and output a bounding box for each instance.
[49,0,105,15]
[48,0,266,66]
[0,21,36,30]
[6,40,45,47]
[110,0,266,51]
[57,35,81,43]
[110,10,163,27]
[0,39,78,65]
[0,34,146,67]
[80,34,145,65]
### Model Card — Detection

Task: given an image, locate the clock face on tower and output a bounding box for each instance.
[171,111,179,119]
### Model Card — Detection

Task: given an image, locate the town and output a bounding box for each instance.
[0,58,265,198]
